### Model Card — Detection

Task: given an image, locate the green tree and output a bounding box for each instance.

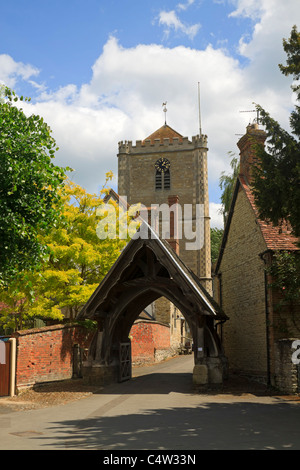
[266,251,300,309]
[252,25,300,239]
[0,178,129,331]
[219,152,240,226]
[0,87,70,287]
[211,227,223,265]
[252,26,300,312]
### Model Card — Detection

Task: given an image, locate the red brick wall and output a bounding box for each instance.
[130,320,170,364]
[10,321,171,389]
[12,324,93,390]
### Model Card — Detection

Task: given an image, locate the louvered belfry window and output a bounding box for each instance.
[164,169,170,189]
[155,170,162,190]
[155,168,170,190]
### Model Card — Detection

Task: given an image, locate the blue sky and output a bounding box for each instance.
[1,0,299,228]
[1,0,253,92]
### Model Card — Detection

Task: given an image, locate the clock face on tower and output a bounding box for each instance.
[155,157,170,173]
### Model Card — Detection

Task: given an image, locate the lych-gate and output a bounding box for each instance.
[77,224,228,386]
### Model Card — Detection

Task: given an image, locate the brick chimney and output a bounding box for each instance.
[167,195,179,255]
[237,123,267,186]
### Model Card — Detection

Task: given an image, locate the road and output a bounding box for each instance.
[0,354,300,451]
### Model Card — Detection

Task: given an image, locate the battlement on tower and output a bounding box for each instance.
[118,134,208,155]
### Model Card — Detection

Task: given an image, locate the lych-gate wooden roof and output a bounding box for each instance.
[77,222,227,326]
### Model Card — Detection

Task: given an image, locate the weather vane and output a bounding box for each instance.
[162,102,167,125]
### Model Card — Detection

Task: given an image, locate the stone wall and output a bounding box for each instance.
[274,339,300,394]
[12,324,93,391]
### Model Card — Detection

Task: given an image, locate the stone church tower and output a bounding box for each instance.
[117,120,212,344]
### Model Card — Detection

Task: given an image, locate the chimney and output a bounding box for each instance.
[237,122,267,186]
[167,195,179,255]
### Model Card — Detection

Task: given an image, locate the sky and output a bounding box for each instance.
[0,0,299,229]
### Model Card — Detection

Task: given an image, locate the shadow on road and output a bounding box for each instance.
[34,400,300,450]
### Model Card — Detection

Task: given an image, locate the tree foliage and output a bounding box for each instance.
[211,227,223,265]
[266,251,300,309]
[252,25,300,239]
[0,177,129,332]
[219,152,239,226]
[251,26,300,310]
[0,87,70,286]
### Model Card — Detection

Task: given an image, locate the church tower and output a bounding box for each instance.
[117,120,212,296]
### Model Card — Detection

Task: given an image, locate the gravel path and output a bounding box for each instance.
[0,378,103,412]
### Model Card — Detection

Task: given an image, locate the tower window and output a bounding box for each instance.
[155,170,162,190]
[155,158,171,190]
[164,169,170,190]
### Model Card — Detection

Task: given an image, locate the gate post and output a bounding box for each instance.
[192,324,225,387]
[9,338,16,397]
[73,344,83,378]
[193,325,208,385]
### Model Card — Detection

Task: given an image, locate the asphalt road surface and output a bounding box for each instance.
[0,355,300,452]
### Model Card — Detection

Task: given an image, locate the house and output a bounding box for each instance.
[214,122,300,393]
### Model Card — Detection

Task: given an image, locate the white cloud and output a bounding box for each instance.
[229,0,265,20]
[0,54,39,88]
[177,0,196,11]
[158,10,201,40]
[231,0,300,129]
[0,0,299,206]
[210,203,224,229]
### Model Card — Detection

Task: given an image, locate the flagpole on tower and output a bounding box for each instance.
[198,82,202,137]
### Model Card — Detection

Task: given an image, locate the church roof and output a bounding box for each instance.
[143,124,184,144]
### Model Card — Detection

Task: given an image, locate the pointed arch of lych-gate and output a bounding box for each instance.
[77,233,227,385]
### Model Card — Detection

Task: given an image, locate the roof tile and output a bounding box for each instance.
[239,176,299,251]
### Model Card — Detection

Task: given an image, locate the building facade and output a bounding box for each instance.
[214,123,300,391]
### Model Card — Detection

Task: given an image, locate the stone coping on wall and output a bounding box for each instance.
[11,323,85,337]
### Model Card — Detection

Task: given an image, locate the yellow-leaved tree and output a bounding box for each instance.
[0,175,133,332]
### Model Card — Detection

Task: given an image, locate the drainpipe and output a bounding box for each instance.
[8,338,16,397]
[260,251,271,386]
[215,273,224,343]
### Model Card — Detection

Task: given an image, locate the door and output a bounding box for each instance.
[0,341,11,396]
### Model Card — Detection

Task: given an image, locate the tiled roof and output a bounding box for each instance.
[143,124,184,144]
[239,176,299,251]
